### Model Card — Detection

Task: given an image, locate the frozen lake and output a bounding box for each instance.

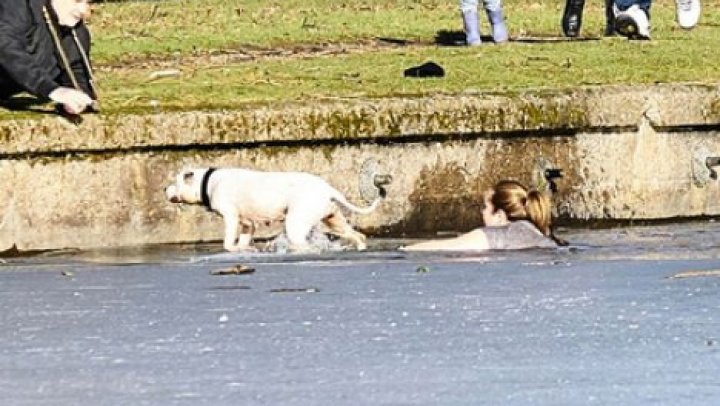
[1,221,719,405]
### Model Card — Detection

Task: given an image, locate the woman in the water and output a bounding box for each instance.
[402,180,566,251]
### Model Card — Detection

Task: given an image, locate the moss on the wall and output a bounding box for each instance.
[0,84,715,159]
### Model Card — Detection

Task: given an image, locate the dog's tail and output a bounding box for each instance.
[331,189,382,215]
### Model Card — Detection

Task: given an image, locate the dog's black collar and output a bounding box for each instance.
[200,167,217,211]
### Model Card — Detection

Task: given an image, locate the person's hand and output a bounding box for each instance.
[49,87,93,114]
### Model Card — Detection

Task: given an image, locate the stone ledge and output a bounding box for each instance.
[1,84,719,156]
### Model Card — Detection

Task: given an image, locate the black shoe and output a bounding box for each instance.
[404,61,445,78]
[614,5,651,40]
[561,0,586,37]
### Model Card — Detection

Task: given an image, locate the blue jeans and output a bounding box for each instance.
[614,0,651,15]
[460,0,502,12]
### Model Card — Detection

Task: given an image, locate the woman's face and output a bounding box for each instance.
[51,0,91,27]
[482,190,509,227]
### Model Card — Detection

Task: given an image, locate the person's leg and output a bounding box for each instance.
[604,0,616,36]
[460,0,482,46]
[561,0,586,37]
[615,0,651,13]
[483,0,508,43]
[636,0,652,15]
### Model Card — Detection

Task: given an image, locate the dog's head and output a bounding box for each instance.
[165,168,208,204]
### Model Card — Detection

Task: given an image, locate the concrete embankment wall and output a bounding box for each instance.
[2,83,720,252]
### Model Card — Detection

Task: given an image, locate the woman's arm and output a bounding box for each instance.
[400,229,490,251]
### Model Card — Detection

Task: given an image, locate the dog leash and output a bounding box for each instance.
[201,168,218,211]
[42,5,99,111]
[71,29,98,100]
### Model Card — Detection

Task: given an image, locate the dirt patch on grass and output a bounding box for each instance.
[96,38,423,73]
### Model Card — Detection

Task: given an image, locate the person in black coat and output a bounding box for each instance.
[0,0,96,114]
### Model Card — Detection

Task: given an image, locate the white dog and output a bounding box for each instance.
[165,167,382,252]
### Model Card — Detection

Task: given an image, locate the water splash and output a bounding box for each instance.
[264,228,347,254]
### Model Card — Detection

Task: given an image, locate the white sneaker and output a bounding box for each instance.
[676,0,701,29]
[614,4,650,40]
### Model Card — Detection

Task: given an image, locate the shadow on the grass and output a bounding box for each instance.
[379,30,602,47]
[434,30,479,46]
[513,35,601,42]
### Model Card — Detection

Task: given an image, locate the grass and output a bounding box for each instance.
[90,0,465,62]
[3,0,720,118]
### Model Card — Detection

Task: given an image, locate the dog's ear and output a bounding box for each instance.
[183,171,194,184]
